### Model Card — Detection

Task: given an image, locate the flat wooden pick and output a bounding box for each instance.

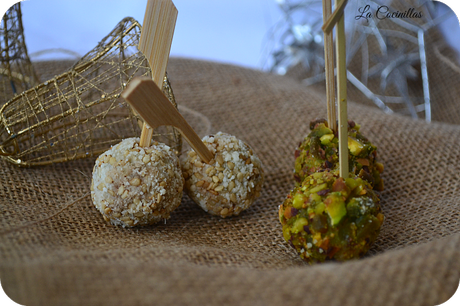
[122,77,214,164]
[138,0,178,147]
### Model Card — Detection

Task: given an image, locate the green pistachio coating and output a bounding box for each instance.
[294,119,384,191]
[279,170,384,264]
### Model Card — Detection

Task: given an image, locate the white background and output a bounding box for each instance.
[0,0,459,69]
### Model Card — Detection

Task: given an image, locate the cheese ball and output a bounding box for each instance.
[279,170,384,264]
[182,132,264,218]
[294,119,384,191]
[91,137,184,227]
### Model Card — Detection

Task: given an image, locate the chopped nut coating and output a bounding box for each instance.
[182,132,264,218]
[91,138,184,228]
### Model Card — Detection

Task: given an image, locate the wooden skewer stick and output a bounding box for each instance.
[322,0,337,132]
[138,0,178,147]
[322,0,348,34]
[335,0,349,179]
[122,77,214,164]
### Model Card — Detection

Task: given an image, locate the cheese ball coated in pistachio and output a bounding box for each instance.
[279,170,384,264]
[294,119,384,191]
[182,132,264,218]
[91,138,184,227]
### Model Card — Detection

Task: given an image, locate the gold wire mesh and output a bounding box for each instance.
[0,17,182,167]
[0,3,40,105]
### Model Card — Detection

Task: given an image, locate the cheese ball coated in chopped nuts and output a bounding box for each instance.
[294,119,384,191]
[91,138,184,227]
[279,170,384,264]
[182,132,264,218]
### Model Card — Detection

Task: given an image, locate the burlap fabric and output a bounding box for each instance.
[0,56,459,306]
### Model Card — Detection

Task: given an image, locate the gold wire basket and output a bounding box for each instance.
[0,3,40,104]
[0,17,181,167]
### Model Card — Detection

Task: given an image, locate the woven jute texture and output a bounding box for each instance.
[1,56,459,306]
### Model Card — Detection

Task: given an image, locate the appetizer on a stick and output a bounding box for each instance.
[91,138,183,227]
[294,119,384,191]
[182,132,264,218]
[279,170,383,263]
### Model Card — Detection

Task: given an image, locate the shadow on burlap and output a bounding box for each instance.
[0,57,459,306]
